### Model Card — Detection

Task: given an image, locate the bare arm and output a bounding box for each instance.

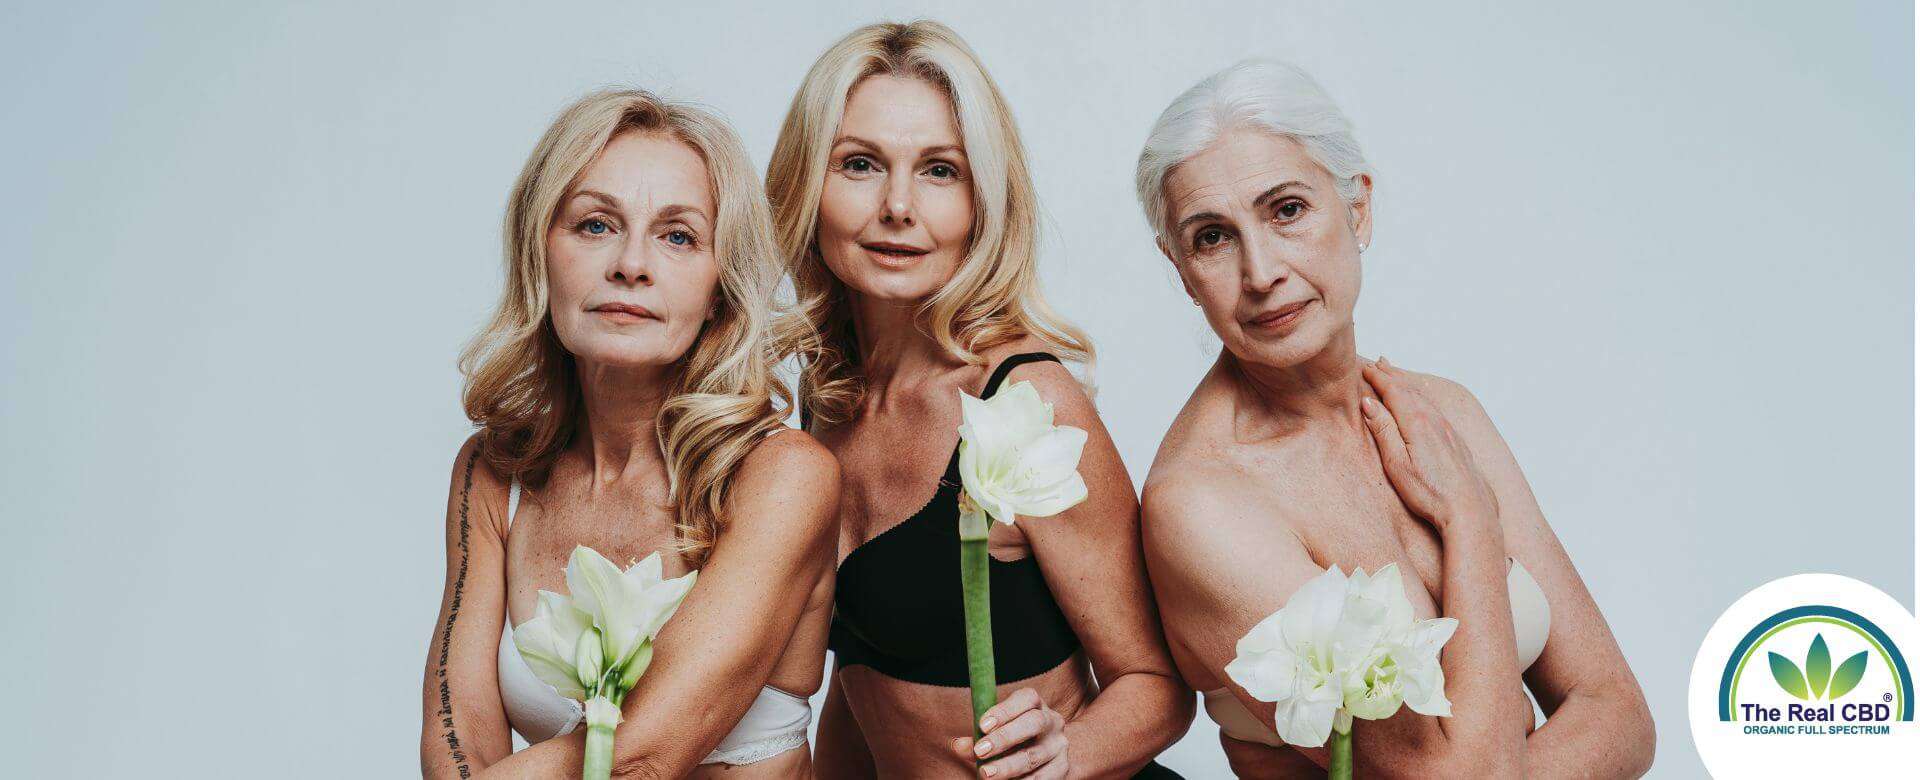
[474,430,840,779]
[1356,358,1530,778]
[1411,370,1656,778]
[1140,469,1327,780]
[419,435,514,778]
[986,360,1195,779]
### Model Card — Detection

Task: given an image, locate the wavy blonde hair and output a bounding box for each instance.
[768,20,1093,425]
[460,88,789,566]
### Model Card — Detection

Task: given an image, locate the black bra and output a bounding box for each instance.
[827,352,1083,687]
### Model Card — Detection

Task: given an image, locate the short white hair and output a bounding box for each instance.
[1135,59,1372,239]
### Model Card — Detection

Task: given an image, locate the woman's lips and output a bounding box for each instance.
[1245,299,1313,331]
[590,303,657,322]
[861,242,929,268]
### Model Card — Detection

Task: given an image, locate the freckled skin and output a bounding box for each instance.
[422,127,840,779]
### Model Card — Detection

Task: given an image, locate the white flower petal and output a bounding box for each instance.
[1275,677,1343,748]
[512,614,588,700]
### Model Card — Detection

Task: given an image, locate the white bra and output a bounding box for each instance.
[1203,557,1553,747]
[495,480,812,765]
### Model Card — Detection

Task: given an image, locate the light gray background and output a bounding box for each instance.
[2,1,1911,776]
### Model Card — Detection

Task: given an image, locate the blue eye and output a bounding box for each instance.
[845,156,874,173]
[667,230,693,246]
[583,219,609,235]
[928,163,955,178]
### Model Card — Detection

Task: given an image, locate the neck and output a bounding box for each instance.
[1225,326,1369,434]
[849,292,950,393]
[571,358,677,489]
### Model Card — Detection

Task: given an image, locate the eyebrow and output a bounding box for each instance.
[1173,210,1226,236]
[1253,180,1312,207]
[653,204,709,224]
[564,192,707,223]
[831,135,966,158]
[1172,180,1315,235]
[566,190,620,210]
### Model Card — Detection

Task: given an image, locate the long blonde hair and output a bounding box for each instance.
[460,89,789,566]
[768,20,1093,425]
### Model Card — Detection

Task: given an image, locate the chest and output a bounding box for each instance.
[502,482,691,625]
[816,397,954,538]
[1246,436,1449,612]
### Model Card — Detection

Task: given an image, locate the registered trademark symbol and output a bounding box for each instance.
[1884,692,1894,702]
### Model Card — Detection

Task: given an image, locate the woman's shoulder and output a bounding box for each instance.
[445,431,512,539]
[975,336,1093,413]
[1379,361,1502,438]
[732,427,842,522]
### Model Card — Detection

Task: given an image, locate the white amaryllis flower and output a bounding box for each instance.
[564,547,698,673]
[1225,563,1457,749]
[512,590,600,701]
[511,545,697,780]
[512,547,696,702]
[955,380,1089,526]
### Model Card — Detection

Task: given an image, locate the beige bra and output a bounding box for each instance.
[1204,557,1552,747]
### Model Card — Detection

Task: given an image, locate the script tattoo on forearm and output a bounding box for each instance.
[434,448,479,777]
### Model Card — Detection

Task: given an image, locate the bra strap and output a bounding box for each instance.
[981,352,1062,400]
[506,479,520,530]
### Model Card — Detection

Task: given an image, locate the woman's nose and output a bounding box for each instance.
[608,239,652,285]
[879,172,916,226]
[1241,234,1292,294]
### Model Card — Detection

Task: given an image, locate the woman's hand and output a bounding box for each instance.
[1359,356,1500,534]
[950,687,1069,778]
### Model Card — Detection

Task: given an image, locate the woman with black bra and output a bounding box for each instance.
[767,20,1193,779]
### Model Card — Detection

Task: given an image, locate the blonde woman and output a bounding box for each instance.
[1134,61,1655,777]
[418,89,839,778]
[769,21,1191,779]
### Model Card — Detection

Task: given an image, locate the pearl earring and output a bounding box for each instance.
[1358,241,1369,253]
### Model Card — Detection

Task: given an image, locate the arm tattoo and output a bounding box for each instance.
[434,448,479,777]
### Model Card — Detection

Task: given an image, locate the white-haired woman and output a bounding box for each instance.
[1134,61,1655,777]
[768,20,1192,779]
[418,89,839,778]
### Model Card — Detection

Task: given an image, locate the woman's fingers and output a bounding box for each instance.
[977,687,1042,735]
[976,706,1056,758]
[1360,395,1411,477]
[976,712,1067,777]
[990,740,1070,779]
[1363,358,1443,437]
[1361,358,1418,414]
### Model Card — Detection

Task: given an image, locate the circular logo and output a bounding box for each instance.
[1689,573,1920,774]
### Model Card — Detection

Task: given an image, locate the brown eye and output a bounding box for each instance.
[1195,228,1228,249]
[1277,201,1305,220]
[844,156,876,173]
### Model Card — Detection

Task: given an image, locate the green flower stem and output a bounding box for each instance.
[580,682,627,780]
[958,501,996,739]
[582,720,615,780]
[1328,722,1353,780]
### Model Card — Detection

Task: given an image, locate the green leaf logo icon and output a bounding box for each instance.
[1828,651,1869,699]
[1770,651,1809,699]
[1767,634,1870,701]
[1807,634,1832,698]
